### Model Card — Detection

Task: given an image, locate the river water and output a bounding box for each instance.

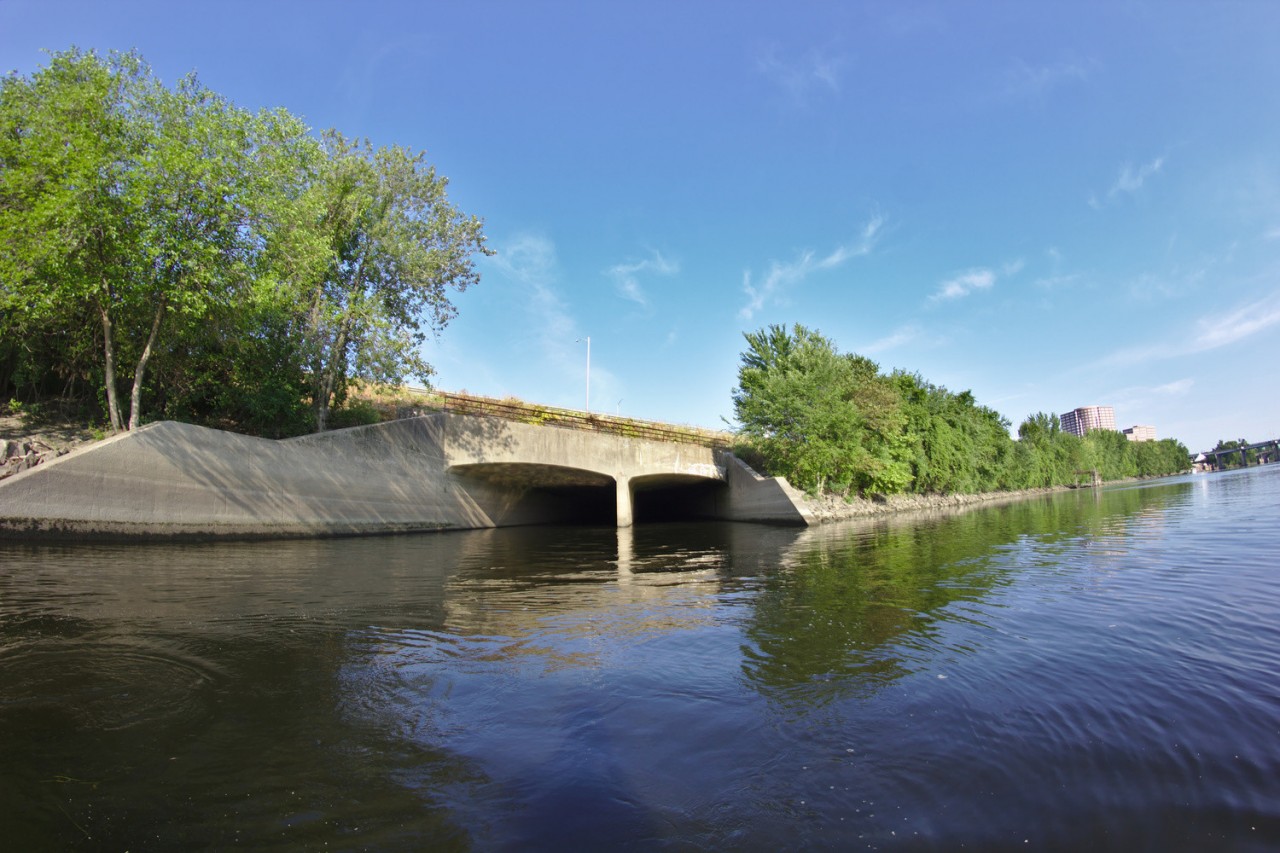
[2,466,1278,851]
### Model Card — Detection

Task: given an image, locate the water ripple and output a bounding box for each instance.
[0,634,225,731]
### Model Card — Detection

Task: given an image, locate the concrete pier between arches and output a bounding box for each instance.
[0,412,813,539]
[616,477,633,528]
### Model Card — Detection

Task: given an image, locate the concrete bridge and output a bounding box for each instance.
[442,412,733,527]
[0,412,812,539]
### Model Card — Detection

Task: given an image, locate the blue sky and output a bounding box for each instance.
[4,1,1279,452]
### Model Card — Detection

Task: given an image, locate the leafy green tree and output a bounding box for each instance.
[894,372,1020,494]
[1013,412,1189,483]
[1015,412,1098,486]
[0,48,311,432]
[732,324,911,495]
[282,130,491,431]
[144,288,314,437]
[1132,437,1191,476]
[0,49,141,430]
[1015,411,1060,486]
[1084,428,1139,480]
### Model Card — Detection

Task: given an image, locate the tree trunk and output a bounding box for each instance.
[97,297,124,434]
[313,380,331,432]
[312,336,343,433]
[306,287,332,432]
[128,296,167,431]
[312,314,353,433]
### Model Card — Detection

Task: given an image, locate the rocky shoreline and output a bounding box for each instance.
[798,485,1071,523]
[0,414,101,481]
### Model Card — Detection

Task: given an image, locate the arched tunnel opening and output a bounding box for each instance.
[450,464,726,527]
[521,483,617,525]
[630,475,726,524]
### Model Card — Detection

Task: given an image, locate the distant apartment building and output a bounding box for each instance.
[1123,425,1157,442]
[1060,405,1116,437]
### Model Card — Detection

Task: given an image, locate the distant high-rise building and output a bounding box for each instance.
[1123,425,1157,442]
[1060,405,1116,437]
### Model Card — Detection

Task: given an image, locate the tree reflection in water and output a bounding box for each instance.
[739,483,1173,708]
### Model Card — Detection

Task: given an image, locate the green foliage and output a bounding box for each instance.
[0,48,488,438]
[893,373,1015,494]
[733,324,911,495]
[734,324,1192,498]
[146,291,314,437]
[1083,429,1137,480]
[0,48,314,432]
[326,398,383,430]
[282,130,492,431]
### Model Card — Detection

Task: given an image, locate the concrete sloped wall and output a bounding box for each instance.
[0,415,812,539]
[714,452,815,525]
[0,417,491,538]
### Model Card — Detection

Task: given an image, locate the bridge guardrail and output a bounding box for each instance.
[396,389,735,449]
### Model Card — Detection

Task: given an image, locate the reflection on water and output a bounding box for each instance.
[741,484,1184,707]
[2,468,1279,849]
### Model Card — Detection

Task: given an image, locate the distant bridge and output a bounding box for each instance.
[1194,439,1280,470]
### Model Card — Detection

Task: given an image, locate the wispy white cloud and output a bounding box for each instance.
[936,269,994,301]
[488,234,619,405]
[1090,156,1166,208]
[1112,157,1165,197]
[1002,57,1097,100]
[606,250,679,308]
[1092,341,1175,367]
[1107,377,1195,401]
[928,258,1024,303]
[929,267,998,303]
[1153,378,1195,395]
[757,45,847,105]
[739,215,884,320]
[1193,293,1280,350]
[489,234,575,349]
[860,324,921,355]
[1093,293,1280,368]
[1100,377,1195,425]
[1126,271,1181,302]
[1033,247,1080,290]
[1034,273,1082,291]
